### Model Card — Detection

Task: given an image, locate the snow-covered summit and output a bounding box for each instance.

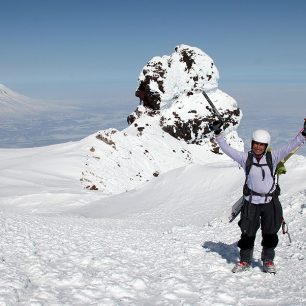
[133,44,219,110]
[81,45,243,193]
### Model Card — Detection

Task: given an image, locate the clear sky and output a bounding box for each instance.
[0,0,305,108]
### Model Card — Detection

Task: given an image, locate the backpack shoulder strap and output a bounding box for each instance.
[265,151,274,178]
[245,151,253,177]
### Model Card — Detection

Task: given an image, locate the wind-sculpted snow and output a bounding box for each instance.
[1,44,305,305]
[82,45,243,192]
[0,140,305,304]
[0,189,305,305]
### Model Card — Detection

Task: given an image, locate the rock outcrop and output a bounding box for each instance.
[128,44,241,145]
[81,45,243,193]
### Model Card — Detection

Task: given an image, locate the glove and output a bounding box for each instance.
[302,118,306,137]
[209,120,223,135]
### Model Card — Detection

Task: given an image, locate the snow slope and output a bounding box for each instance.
[0,45,306,306]
[0,44,305,305]
[0,141,305,305]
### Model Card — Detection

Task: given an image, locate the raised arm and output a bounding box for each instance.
[272,131,305,165]
[215,133,247,168]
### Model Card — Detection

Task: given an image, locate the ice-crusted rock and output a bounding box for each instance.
[128,44,241,145]
[81,45,243,193]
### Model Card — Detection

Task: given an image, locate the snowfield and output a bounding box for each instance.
[0,45,305,305]
[0,141,305,305]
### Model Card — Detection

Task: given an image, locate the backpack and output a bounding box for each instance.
[243,150,280,201]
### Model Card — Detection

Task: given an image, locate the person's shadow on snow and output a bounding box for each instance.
[202,241,239,264]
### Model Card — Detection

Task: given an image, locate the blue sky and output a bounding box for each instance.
[0,0,305,150]
[1,0,305,101]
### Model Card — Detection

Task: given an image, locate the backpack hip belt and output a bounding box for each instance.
[243,185,278,198]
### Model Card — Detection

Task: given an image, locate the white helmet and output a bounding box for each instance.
[252,129,271,145]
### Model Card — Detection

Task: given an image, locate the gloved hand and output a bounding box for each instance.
[209,120,223,135]
[302,118,306,137]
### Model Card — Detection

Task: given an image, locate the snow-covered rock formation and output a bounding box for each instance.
[81,45,243,193]
[129,44,240,145]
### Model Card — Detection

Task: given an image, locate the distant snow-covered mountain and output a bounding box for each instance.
[0,84,50,117]
[81,45,244,193]
[0,83,106,148]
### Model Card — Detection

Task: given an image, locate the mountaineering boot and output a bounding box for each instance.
[263,260,276,274]
[232,261,250,273]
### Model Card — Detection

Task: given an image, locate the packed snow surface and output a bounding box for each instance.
[0,44,305,305]
[0,140,305,305]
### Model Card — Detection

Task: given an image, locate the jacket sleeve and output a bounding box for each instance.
[216,134,247,168]
[272,132,305,166]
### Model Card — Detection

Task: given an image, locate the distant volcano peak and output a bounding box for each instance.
[0,84,51,116]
